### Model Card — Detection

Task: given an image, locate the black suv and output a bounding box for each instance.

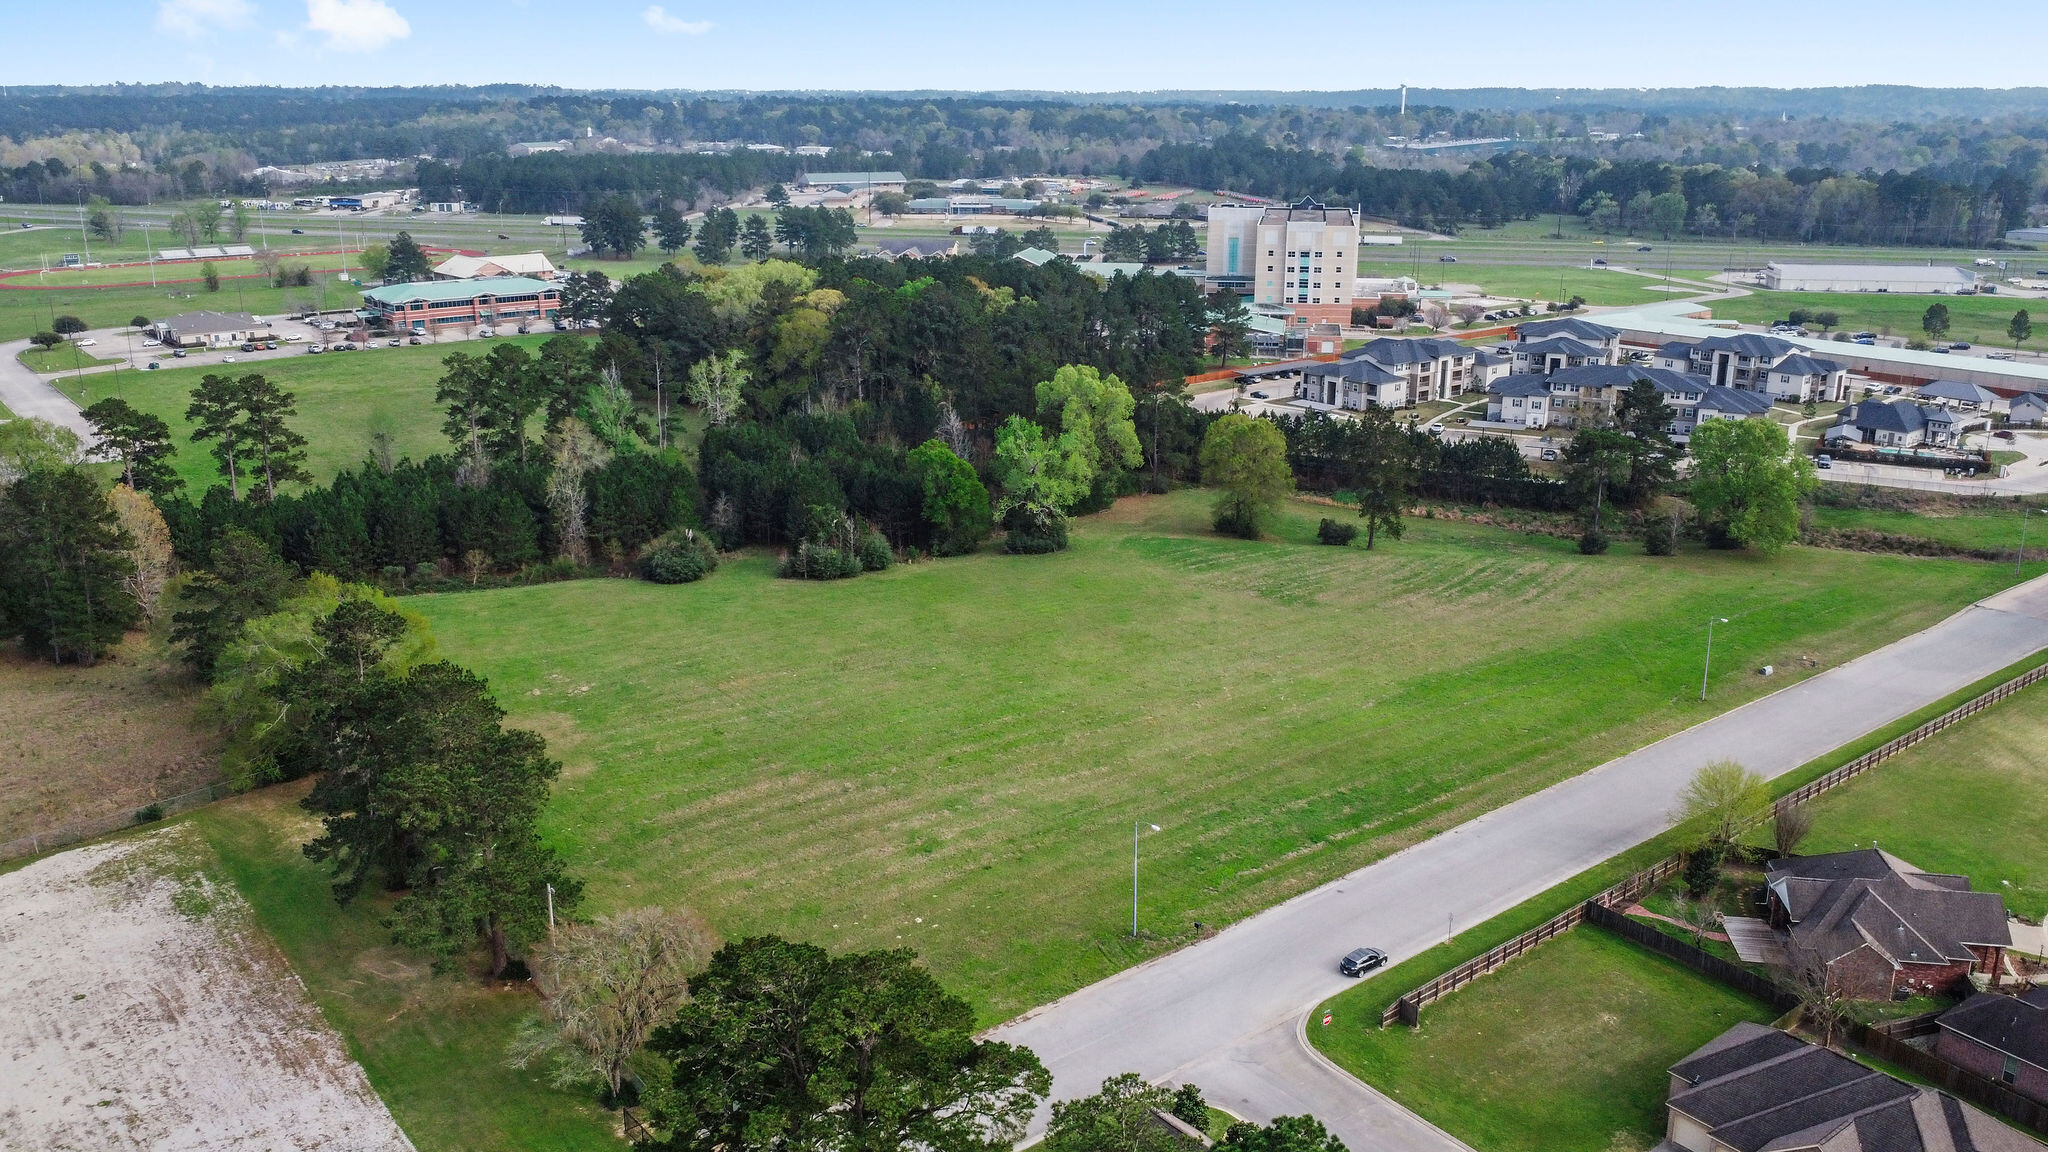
[1339,947,1388,977]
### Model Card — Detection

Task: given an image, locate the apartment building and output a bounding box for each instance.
[1509,317,1623,374]
[1293,336,1476,411]
[1208,198,1359,326]
[1653,334,1848,403]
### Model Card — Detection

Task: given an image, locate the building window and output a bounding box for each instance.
[2004,1055,2020,1085]
[1314,251,1323,258]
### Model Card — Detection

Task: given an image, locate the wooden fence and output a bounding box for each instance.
[1586,904,2048,1138]
[1379,656,2048,1027]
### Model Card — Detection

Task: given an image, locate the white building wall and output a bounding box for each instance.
[1205,205,1265,285]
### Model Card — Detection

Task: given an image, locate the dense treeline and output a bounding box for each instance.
[423,151,831,213]
[1138,135,2043,245]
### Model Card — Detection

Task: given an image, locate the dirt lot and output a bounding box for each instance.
[0,635,220,845]
[0,825,413,1150]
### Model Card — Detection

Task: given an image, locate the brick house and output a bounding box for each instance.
[1665,1022,2036,1152]
[1936,987,2048,1105]
[1766,849,2010,1000]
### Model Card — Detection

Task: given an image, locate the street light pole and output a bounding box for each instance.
[1701,616,1729,702]
[2021,509,2035,578]
[1133,822,1160,937]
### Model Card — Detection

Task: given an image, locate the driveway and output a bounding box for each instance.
[0,339,93,436]
[991,575,2048,1152]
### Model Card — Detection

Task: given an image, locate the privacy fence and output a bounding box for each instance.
[1381,656,2048,1028]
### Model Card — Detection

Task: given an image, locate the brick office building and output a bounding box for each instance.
[361,276,561,333]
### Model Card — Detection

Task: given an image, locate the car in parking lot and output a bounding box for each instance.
[1339,947,1388,977]
[408,336,422,345]
[1995,430,2016,441]
[172,348,187,358]
[306,345,323,354]
[1539,447,1558,461]
[1816,454,1832,469]
[75,338,96,347]
[1250,390,1268,399]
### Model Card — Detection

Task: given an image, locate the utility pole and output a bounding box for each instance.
[1701,616,1729,701]
[1132,822,1159,937]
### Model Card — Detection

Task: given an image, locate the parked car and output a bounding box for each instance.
[1250,390,1269,399]
[75,338,96,347]
[497,233,510,240]
[1990,351,2015,360]
[1339,947,1388,977]
[141,339,160,347]
[306,345,323,354]
[553,321,570,331]
[1816,454,1832,469]
[221,355,237,364]
[1539,447,1558,461]
[1995,430,2016,441]
[388,338,401,347]
[408,336,422,345]
[1951,342,1971,350]
[1933,347,1950,353]
[144,361,159,370]
[172,348,187,358]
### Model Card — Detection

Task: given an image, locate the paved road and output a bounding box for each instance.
[0,338,93,435]
[993,576,2048,1152]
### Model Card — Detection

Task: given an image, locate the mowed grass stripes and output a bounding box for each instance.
[413,490,2024,1022]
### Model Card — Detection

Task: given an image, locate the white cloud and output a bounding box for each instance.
[304,0,410,52]
[642,5,710,35]
[155,0,256,38]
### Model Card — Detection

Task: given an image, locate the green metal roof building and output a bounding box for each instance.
[360,276,561,331]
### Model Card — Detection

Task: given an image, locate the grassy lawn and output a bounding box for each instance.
[50,335,560,493]
[1806,491,2048,554]
[3,250,356,289]
[1311,927,1775,1152]
[1707,292,2036,349]
[1355,260,1684,307]
[187,789,620,1152]
[403,489,2023,1024]
[0,279,363,344]
[1792,666,2048,921]
[17,343,122,373]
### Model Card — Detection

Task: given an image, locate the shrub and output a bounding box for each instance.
[29,331,64,349]
[1317,518,1359,546]
[1002,504,1069,554]
[1578,527,1610,555]
[130,315,151,329]
[51,315,86,335]
[1684,846,1722,898]
[133,803,166,825]
[642,530,719,584]
[780,539,863,580]
[1213,504,1262,539]
[1643,516,1677,555]
[855,524,892,571]
[1703,521,1741,550]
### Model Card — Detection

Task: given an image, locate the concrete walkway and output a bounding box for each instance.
[993,574,2048,1152]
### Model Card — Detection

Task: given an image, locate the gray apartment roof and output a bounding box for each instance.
[1667,1023,2035,1152]
[1846,400,1955,436]
[1306,358,1404,385]
[2015,393,2048,412]
[1516,316,1618,343]
[1517,335,1609,359]
[1916,379,2004,406]
[1473,349,1507,367]
[1348,336,1470,367]
[1656,340,1696,359]
[1489,374,1553,398]
[1772,354,1845,377]
[875,237,956,258]
[1695,386,1776,416]
[1767,849,2008,967]
[1693,332,1804,359]
[1940,988,2048,1074]
[159,309,259,334]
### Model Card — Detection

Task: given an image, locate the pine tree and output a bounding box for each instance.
[82,396,181,495]
[0,466,139,664]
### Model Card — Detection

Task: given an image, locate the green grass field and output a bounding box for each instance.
[1806,491,2048,555]
[0,278,363,344]
[1707,292,2037,349]
[18,343,122,373]
[1792,668,2048,920]
[1357,259,1698,307]
[403,490,2023,1024]
[1310,928,1774,1152]
[50,336,557,492]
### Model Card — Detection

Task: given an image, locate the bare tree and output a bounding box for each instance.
[108,486,173,620]
[546,417,611,565]
[509,906,718,1104]
[1789,943,1848,1049]
[936,400,972,459]
[685,350,747,427]
[1773,802,1814,859]
[1672,895,1720,948]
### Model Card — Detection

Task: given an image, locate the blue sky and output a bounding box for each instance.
[11,0,2048,91]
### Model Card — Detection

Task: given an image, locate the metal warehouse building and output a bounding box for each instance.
[1758,261,1978,294]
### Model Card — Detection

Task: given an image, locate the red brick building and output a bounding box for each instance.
[360,276,561,333]
[1766,849,2010,1000]
[1936,988,2048,1104]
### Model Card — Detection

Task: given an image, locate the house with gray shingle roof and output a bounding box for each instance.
[1767,849,2010,1000]
[2012,393,2048,427]
[1665,1022,2035,1152]
[1936,987,2048,1106]
[1829,399,1960,449]
[1915,379,2004,410]
[1511,317,1622,375]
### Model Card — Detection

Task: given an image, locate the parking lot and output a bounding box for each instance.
[32,314,554,380]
